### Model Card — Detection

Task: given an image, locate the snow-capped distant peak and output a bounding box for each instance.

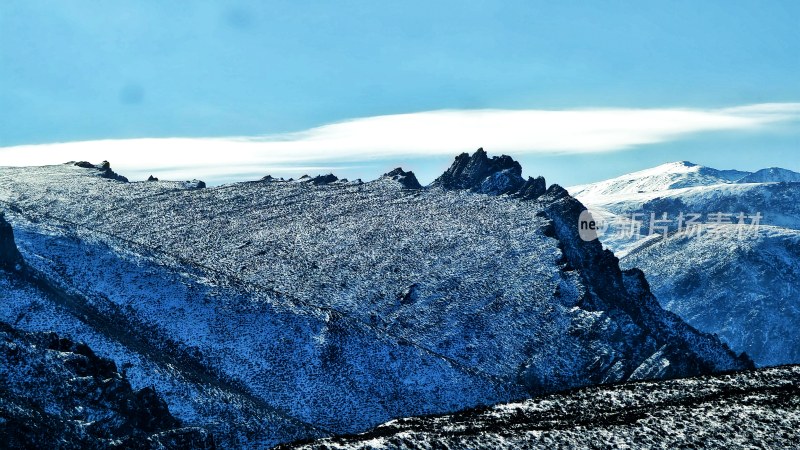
[569,160,800,201]
[568,161,744,199]
[738,167,800,183]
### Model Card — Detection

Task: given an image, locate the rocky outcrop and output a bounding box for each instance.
[382,168,422,189]
[184,179,206,189]
[431,148,524,195]
[310,174,339,185]
[0,213,23,272]
[74,161,129,182]
[431,148,545,200]
[0,322,215,449]
[536,180,753,379]
[513,175,547,200]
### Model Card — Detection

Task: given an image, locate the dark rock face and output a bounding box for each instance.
[514,176,547,200]
[310,174,339,185]
[397,283,421,305]
[0,322,215,449]
[147,175,159,182]
[431,148,546,200]
[432,148,524,195]
[0,213,23,272]
[73,161,129,182]
[382,168,422,189]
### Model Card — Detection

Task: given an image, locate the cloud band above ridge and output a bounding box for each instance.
[2,103,799,183]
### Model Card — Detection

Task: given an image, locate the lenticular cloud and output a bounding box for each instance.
[2,103,798,183]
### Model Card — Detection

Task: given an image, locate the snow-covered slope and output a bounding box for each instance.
[280,365,800,450]
[0,152,749,446]
[623,226,800,367]
[569,162,800,366]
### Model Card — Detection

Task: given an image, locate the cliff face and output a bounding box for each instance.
[536,184,752,379]
[0,213,23,272]
[433,150,752,384]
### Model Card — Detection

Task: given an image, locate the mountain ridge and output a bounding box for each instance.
[279,364,800,450]
[0,150,751,446]
[569,160,800,200]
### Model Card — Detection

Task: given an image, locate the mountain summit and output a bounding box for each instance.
[432,148,547,199]
[570,160,800,200]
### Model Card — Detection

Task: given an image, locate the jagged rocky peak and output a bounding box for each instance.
[432,148,546,199]
[432,147,523,194]
[514,175,547,200]
[73,160,129,182]
[382,167,422,189]
[0,212,23,272]
[310,174,339,185]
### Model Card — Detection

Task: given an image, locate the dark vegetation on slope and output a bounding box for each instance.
[1,213,215,448]
[0,320,215,449]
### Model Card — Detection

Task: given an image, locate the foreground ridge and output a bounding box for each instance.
[279,365,800,449]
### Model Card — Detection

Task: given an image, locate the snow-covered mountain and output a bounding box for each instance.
[569,161,751,200]
[0,152,750,446]
[280,365,800,449]
[569,161,800,367]
[739,167,800,183]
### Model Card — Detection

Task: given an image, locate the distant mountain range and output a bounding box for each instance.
[569,161,800,367]
[0,150,749,447]
[570,160,800,199]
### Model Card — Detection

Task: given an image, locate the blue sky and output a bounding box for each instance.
[2,1,799,186]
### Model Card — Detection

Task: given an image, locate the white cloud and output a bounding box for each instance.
[2,103,799,183]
